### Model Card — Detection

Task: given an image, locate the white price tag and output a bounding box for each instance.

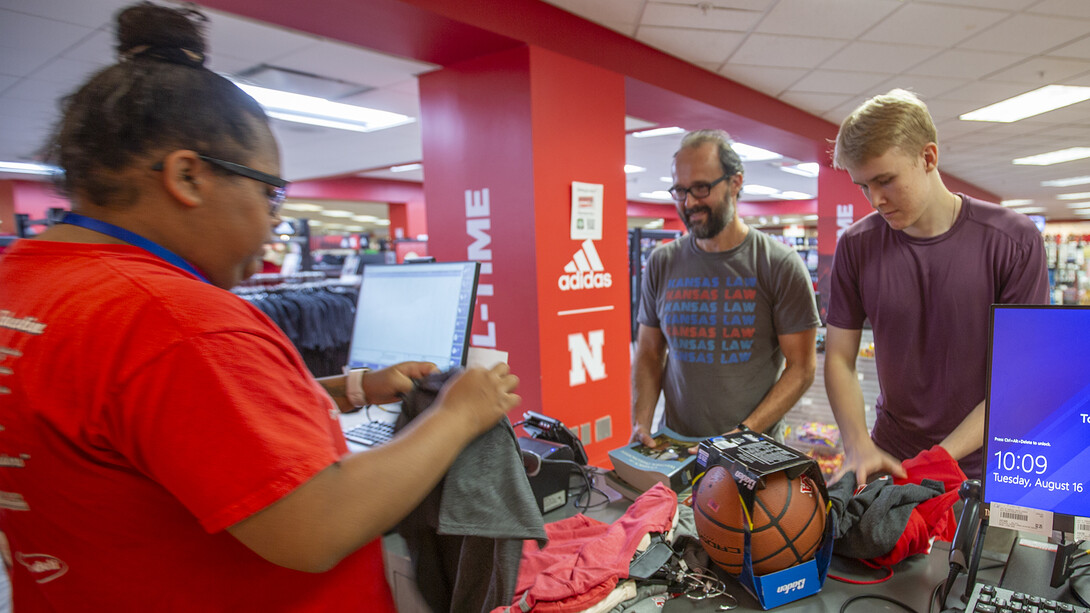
[1075,516,1090,541]
[990,502,1052,538]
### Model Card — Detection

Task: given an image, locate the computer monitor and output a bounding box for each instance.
[347,261,480,372]
[983,305,1090,534]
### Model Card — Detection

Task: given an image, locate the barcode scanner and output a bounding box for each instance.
[943,479,985,606]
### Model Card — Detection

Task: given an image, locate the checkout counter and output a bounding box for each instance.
[342,410,1082,612]
[378,463,1034,613]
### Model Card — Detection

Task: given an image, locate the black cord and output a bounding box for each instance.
[839,594,919,613]
[542,458,605,513]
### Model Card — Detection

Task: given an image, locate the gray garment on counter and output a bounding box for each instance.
[396,372,547,613]
[826,471,944,560]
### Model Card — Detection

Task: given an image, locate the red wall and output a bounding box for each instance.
[0,180,70,235]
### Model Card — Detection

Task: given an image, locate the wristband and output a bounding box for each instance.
[346,367,371,408]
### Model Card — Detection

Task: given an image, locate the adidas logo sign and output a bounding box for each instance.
[558,240,612,291]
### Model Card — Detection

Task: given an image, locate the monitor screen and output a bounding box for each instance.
[983,305,1090,532]
[347,261,480,372]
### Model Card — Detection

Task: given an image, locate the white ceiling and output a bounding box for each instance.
[3,0,1090,227]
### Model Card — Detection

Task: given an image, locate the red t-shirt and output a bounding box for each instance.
[0,240,395,612]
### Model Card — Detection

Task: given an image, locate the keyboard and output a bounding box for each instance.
[343,420,396,447]
[965,582,1087,613]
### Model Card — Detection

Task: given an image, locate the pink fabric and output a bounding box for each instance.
[496,483,677,612]
[871,445,965,566]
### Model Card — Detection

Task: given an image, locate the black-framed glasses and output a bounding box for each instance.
[152,154,289,216]
[668,173,730,202]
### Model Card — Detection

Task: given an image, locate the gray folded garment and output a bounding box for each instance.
[826,471,944,560]
[396,369,547,613]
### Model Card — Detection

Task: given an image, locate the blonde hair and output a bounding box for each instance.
[833,89,937,169]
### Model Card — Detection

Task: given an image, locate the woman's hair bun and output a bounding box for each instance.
[115,2,209,67]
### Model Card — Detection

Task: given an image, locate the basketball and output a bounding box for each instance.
[694,465,826,576]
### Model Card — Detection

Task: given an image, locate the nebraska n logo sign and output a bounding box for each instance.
[568,330,606,386]
[558,239,612,291]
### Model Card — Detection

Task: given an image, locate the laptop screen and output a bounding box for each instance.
[983,305,1090,531]
[346,261,480,372]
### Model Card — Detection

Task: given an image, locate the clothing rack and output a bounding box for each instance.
[232,281,359,377]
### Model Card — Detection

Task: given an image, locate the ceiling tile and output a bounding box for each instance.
[755,0,901,40]
[22,57,104,85]
[788,70,889,96]
[862,3,1010,47]
[636,27,746,65]
[272,41,437,89]
[959,14,1090,54]
[1047,36,1090,61]
[1029,0,1090,19]
[728,34,846,69]
[1,0,130,28]
[940,80,1034,103]
[542,0,646,28]
[779,91,855,115]
[0,9,96,54]
[906,48,1025,79]
[200,9,321,66]
[878,76,970,102]
[923,0,1035,9]
[820,41,940,73]
[985,56,1090,84]
[640,2,763,31]
[0,45,53,79]
[719,64,809,97]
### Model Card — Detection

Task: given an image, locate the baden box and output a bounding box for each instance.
[696,429,834,609]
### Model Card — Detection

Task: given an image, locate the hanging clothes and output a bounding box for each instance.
[234,282,358,377]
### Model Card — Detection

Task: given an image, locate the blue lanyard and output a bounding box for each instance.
[59,212,211,284]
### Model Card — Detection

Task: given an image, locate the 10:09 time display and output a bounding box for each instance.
[994,451,1047,474]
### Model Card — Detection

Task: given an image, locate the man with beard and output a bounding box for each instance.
[631,130,820,448]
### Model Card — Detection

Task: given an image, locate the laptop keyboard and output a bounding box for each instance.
[343,420,396,447]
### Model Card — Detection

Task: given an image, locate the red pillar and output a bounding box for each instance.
[419,45,629,465]
[815,166,870,321]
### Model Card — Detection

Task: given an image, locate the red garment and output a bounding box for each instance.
[870,445,966,566]
[0,240,395,612]
[496,483,677,613]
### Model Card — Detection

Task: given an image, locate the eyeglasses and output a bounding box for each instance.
[152,154,289,216]
[667,173,730,202]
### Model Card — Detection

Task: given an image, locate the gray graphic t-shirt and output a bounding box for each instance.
[638,230,819,438]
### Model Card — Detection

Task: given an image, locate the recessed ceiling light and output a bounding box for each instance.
[741,184,779,196]
[0,161,62,175]
[959,85,1090,123]
[322,210,356,218]
[733,143,782,162]
[282,203,324,212]
[632,126,685,138]
[659,176,672,183]
[1000,199,1033,207]
[780,162,819,178]
[1042,175,1090,187]
[233,82,414,133]
[639,191,674,201]
[1012,206,1047,214]
[1013,147,1090,166]
[1064,201,1090,209]
[375,220,391,226]
[390,163,422,172]
[624,164,646,173]
[643,219,665,229]
[779,191,814,200]
[1057,192,1090,200]
[352,215,379,222]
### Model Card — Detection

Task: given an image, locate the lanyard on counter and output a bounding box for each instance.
[59,212,211,285]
